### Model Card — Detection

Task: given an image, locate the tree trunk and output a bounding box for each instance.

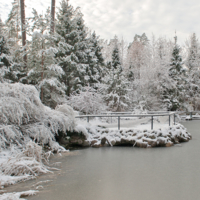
[50,0,56,34]
[20,0,27,64]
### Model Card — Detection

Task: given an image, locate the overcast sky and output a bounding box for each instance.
[1,0,200,44]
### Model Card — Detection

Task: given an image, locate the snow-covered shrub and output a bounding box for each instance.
[0,83,76,150]
[55,104,76,118]
[0,141,50,176]
[68,86,107,114]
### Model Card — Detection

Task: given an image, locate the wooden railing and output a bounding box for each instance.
[75,112,176,130]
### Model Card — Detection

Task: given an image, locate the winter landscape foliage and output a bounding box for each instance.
[1,0,200,113]
[0,0,197,199]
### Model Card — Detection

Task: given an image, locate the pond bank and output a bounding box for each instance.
[59,123,192,149]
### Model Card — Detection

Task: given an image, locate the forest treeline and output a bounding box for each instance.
[1,0,200,113]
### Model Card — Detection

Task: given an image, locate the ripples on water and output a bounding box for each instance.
[5,121,200,200]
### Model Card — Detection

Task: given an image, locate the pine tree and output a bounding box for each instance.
[186,33,199,71]
[0,18,22,83]
[56,0,90,96]
[185,33,200,110]
[163,35,185,111]
[103,46,128,111]
[6,0,21,42]
[0,19,11,82]
[4,0,27,83]
[26,8,66,108]
[85,31,104,88]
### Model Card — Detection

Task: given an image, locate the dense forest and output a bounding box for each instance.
[1,0,200,113]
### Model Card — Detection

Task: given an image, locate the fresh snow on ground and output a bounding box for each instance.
[75,116,191,148]
[0,190,38,200]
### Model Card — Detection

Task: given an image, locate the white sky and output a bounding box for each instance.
[1,0,200,45]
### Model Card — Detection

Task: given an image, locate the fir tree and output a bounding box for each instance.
[6,0,21,42]
[186,33,199,71]
[56,0,90,96]
[0,19,11,82]
[0,18,22,83]
[26,8,66,108]
[103,46,128,111]
[85,31,104,89]
[185,33,200,110]
[163,35,185,111]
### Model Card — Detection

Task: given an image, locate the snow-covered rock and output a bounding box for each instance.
[68,123,192,148]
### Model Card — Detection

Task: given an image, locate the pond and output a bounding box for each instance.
[6,121,200,200]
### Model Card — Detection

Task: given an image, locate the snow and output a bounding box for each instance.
[0,190,38,200]
[0,83,76,197]
[0,83,192,199]
[0,83,76,150]
[75,116,191,148]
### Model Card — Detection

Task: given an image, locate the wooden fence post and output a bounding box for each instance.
[151,116,153,130]
[118,116,120,130]
[174,113,176,125]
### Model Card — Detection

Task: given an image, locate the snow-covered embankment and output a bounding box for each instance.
[79,124,192,148]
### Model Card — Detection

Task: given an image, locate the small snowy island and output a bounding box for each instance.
[68,119,192,148]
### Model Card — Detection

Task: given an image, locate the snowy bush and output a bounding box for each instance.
[0,141,50,177]
[0,83,77,191]
[0,82,76,150]
[68,86,107,114]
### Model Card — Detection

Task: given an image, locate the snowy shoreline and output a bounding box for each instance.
[0,122,192,200]
[0,83,192,199]
[71,118,192,148]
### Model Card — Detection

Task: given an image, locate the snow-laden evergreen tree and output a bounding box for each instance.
[55,0,75,95]
[0,19,11,82]
[0,18,23,83]
[5,0,21,42]
[103,46,129,111]
[3,0,28,83]
[162,35,186,111]
[72,8,89,88]
[186,33,199,71]
[185,33,200,110]
[26,8,66,108]
[85,31,104,89]
[56,0,90,96]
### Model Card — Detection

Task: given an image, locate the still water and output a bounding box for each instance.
[7,121,200,200]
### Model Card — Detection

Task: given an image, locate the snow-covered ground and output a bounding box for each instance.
[88,116,170,130]
[74,116,191,148]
